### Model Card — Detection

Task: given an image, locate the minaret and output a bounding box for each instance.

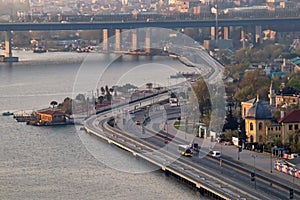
[268,81,276,106]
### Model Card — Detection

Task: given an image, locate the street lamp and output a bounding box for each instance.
[251,154,257,189]
[270,147,273,173]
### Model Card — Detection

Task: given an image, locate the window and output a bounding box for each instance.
[244,108,246,116]
[250,123,253,131]
[289,125,293,131]
[258,122,263,131]
[295,124,299,130]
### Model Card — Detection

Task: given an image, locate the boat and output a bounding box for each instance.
[2,111,14,116]
[33,46,47,53]
[170,72,196,79]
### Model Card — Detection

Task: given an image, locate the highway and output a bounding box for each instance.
[137,107,299,199]
[83,95,299,199]
[81,46,298,199]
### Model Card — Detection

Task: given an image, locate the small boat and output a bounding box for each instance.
[2,111,14,116]
[33,47,47,53]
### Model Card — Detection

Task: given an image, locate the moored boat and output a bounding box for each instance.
[2,111,14,116]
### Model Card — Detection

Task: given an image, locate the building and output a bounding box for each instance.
[242,82,300,145]
[35,109,66,125]
[278,110,300,144]
[243,96,273,143]
[275,94,300,108]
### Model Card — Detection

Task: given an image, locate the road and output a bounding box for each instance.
[130,106,300,199]
[83,100,299,199]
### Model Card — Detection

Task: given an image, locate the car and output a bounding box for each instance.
[209,150,221,158]
[135,120,141,125]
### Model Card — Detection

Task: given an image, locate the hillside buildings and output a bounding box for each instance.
[241,82,300,146]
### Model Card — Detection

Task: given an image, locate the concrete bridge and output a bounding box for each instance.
[1,17,300,62]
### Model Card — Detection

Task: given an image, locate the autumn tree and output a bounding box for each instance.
[191,79,211,117]
[234,69,270,104]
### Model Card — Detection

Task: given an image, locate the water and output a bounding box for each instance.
[0,50,203,200]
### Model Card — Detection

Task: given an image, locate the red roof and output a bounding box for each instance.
[37,109,65,115]
[279,110,300,123]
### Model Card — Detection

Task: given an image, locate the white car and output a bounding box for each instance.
[210,150,221,158]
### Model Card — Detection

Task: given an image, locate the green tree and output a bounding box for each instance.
[286,77,300,93]
[191,79,211,116]
[50,100,58,108]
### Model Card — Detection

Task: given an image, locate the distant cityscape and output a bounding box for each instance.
[0,0,299,23]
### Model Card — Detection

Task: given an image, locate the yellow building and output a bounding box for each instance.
[242,95,300,145]
[36,109,66,124]
[275,94,300,108]
[278,110,300,144]
[243,97,273,143]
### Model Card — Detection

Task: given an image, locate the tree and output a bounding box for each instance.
[75,94,86,102]
[234,69,270,103]
[146,83,153,90]
[100,87,105,95]
[222,102,238,131]
[58,97,72,114]
[286,77,300,93]
[191,79,211,116]
[50,100,58,108]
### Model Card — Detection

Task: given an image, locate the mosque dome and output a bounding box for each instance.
[245,97,272,119]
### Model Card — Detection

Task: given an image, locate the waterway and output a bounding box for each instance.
[0,50,204,200]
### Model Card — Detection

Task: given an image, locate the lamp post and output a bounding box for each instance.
[270,147,273,173]
[215,5,218,44]
[251,154,257,189]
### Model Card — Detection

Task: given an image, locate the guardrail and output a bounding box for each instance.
[85,121,232,199]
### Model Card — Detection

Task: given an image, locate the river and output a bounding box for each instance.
[0,50,204,200]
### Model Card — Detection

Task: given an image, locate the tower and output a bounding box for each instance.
[268,81,276,107]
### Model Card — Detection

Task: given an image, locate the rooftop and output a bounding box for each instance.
[279,109,300,123]
[245,97,272,119]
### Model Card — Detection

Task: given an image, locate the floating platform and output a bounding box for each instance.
[0,56,19,62]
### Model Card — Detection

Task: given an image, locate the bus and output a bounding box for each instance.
[178,145,193,156]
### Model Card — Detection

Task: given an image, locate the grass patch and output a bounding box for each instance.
[174,121,199,135]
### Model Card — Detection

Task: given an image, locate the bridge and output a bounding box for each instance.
[1,17,300,62]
